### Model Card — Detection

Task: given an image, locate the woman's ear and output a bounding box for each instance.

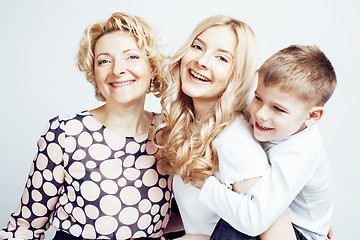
[150,63,157,80]
[305,106,324,127]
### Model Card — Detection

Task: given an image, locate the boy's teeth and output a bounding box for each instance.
[190,70,210,82]
[259,123,270,129]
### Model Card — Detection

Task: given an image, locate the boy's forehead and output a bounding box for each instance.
[257,79,314,109]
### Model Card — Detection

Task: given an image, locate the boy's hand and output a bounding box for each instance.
[327,226,333,239]
[190,177,209,189]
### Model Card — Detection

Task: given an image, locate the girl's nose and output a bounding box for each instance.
[196,53,209,69]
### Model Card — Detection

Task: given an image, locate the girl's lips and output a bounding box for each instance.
[110,80,135,87]
[188,69,211,83]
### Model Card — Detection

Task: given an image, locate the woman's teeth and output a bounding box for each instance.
[111,81,133,87]
[190,70,210,82]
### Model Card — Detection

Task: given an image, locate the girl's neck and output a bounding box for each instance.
[90,103,152,137]
[193,98,215,121]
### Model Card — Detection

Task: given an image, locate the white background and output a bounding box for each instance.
[0,0,359,239]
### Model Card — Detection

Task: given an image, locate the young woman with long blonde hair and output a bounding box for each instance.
[157,15,296,240]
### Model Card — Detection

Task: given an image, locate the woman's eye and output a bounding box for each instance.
[191,44,202,51]
[128,55,139,60]
[98,59,109,65]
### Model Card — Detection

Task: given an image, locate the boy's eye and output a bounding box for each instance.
[254,95,262,102]
[274,106,286,113]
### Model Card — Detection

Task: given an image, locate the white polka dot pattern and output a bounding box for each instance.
[1,111,172,240]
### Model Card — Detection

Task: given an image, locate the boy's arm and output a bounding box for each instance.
[192,177,296,240]
[233,178,296,240]
[196,147,313,236]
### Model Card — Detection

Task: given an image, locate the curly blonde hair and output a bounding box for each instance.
[156,15,258,182]
[76,12,166,101]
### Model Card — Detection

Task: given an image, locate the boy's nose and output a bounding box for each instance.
[256,107,269,122]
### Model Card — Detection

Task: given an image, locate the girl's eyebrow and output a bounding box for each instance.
[196,37,234,59]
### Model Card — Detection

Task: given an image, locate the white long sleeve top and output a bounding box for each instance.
[199,126,333,240]
[173,115,269,235]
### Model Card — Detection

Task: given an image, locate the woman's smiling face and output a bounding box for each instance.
[180,25,236,109]
[94,31,154,106]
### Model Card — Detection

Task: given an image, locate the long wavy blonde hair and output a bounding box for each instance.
[76,12,166,101]
[156,15,258,182]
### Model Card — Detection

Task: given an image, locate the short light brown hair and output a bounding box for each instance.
[76,12,166,101]
[258,45,337,106]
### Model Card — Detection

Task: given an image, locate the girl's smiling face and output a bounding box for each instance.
[180,26,236,111]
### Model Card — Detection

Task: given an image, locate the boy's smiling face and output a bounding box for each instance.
[250,76,315,142]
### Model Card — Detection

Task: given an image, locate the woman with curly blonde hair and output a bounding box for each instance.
[157,15,296,240]
[1,12,172,240]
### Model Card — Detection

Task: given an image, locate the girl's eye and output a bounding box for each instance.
[191,44,202,51]
[217,56,228,62]
[274,106,286,113]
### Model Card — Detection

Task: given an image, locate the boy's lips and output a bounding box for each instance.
[189,69,211,82]
[255,122,273,131]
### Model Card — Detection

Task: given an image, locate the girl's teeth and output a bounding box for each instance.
[190,70,210,82]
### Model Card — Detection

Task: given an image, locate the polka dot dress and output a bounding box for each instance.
[0,111,173,240]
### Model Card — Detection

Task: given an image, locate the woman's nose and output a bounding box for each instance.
[113,60,126,77]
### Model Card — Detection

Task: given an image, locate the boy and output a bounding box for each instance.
[193,45,336,240]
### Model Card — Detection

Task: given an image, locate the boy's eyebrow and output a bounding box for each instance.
[195,37,234,59]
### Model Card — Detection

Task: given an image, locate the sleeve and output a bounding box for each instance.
[0,117,66,240]
[215,117,269,187]
[199,142,313,236]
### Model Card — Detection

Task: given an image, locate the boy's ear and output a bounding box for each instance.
[305,106,324,127]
